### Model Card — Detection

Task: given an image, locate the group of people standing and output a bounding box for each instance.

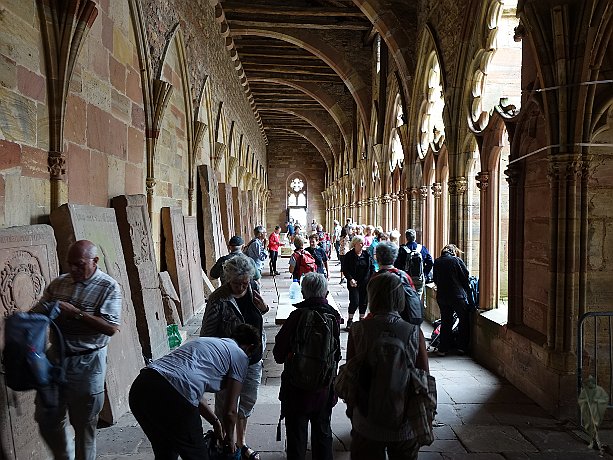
[28,218,475,460]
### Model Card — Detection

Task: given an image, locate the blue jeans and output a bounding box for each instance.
[35,348,107,460]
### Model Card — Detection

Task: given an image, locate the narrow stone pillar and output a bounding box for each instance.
[476,172,496,310]
[448,176,468,251]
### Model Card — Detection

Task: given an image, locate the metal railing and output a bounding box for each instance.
[577,311,613,407]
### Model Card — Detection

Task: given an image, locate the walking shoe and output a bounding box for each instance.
[339,277,346,284]
[345,319,353,331]
[436,350,447,357]
[274,271,281,275]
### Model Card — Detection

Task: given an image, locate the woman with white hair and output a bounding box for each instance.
[340,235,375,329]
[200,254,269,460]
[346,272,429,459]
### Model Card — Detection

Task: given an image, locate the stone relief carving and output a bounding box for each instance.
[130,220,151,267]
[0,251,46,315]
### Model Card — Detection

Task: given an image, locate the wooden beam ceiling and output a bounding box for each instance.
[223,0,367,146]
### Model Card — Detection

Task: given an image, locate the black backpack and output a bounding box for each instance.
[285,307,337,391]
[384,268,423,325]
[404,244,424,281]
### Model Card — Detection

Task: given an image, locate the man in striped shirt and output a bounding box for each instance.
[33,240,121,460]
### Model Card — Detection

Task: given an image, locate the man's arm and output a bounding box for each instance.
[220,378,243,448]
[422,247,434,275]
[198,399,224,440]
[394,247,407,270]
[58,301,119,336]
[209,257,224,280]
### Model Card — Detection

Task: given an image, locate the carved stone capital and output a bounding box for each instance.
[48,151,66,179]
[431,182,443,198]
[504,164,520,186]
[419,185,429,200]
[448,177,468,195]
[547,155,582,183]
[476,171,490,190]
[146,177,156,194]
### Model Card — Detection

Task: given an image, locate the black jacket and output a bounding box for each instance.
[432,252,470,305]
[341,250,375,285]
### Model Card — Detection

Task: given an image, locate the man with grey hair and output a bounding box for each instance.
[273,273,341,460]
[32,240,121,460]
[244,225,268,280]
[394,229,434,301]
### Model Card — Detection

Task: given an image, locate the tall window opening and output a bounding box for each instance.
[287,174,308,228]
[466,148,481,276]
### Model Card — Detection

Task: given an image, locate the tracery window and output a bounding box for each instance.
[418,54,445,159]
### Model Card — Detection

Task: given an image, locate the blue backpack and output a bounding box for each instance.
[3,301,66,407]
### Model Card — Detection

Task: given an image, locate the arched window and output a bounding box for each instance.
[466,147,481,276]
[418,54,445,159]
[287,174,308,228]
[390,94,404,171]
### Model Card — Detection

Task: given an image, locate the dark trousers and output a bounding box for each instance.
[334,241,340,259]
[348,284,368,315]
[269,250,279,273]
[129,369,208,460]
[350,430,419,460]
[285,406,333,460]
[438,301,469,352]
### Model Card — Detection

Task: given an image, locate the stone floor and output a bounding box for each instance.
[96,256,612,459]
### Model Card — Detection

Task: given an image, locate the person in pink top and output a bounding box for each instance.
[363,225,374,248]
[268,225,282,275]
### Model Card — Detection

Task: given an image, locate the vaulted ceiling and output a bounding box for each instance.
[220,0,377,167]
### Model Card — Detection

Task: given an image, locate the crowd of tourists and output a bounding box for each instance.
[20,218,476,460]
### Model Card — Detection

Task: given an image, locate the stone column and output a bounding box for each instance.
[546,154,584,369]
[505,163,524,329]
[419,185,429,246]
[431,182,443,252]
[448,176,468,250]
[476,171,496,310]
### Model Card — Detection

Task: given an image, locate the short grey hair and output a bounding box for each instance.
[367,271,405,314]
[375,241,398,266]
[294,235,305,249]
[406,229,417,243]
[301,272,328,299]
[223,254,255,283]
[350,235,365,249]
[254,225,265,236]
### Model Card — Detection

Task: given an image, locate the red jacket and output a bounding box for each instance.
[268,232,281,251]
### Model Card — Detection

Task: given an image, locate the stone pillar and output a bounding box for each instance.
[419,185,429,246]
[546,154,584,369]
[476,172,496,310]
[448,176,468,250]
[431,182,443,252]
[505,163,524,329]
[218,183,235,242]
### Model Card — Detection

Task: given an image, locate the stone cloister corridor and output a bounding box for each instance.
[0,0,612,458]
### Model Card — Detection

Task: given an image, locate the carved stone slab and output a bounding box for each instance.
[218,182,235,244]
[159,271,181,325]
[232,187,243,237]
[112,194,169,361]
[50,204,143,425]
[0,225,58,459]
[161,207,193,325]
[197,165,227,274]
[241,190,251,238]
[184,216,206,312]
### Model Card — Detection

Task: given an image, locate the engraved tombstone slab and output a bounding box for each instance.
[197,165,227,274]
[50,204,144,425]
[113,194,170,360]
[218,182,234,244]
[161,207,193,325]
[0,225,58,459]
[232,187,243,237]
[184,216,206,311]
[241,190,251,237]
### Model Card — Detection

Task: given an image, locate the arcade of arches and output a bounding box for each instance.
[0,0,612,427]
